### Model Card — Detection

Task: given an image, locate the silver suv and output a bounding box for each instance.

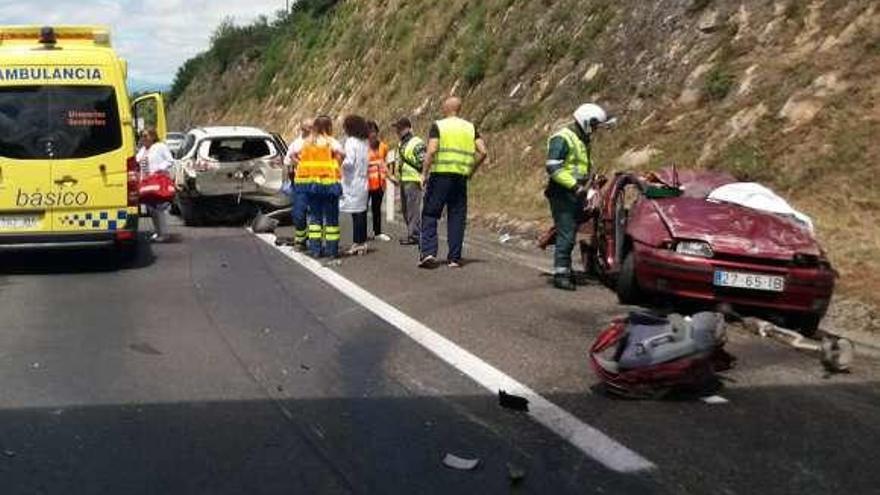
[172,126,290,225]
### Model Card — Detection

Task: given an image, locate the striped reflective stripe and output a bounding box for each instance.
[324,226,341,241]
[307,225,322,239]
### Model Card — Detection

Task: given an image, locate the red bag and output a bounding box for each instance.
[139,173,175,204]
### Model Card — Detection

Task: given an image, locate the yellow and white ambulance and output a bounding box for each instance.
[0,25,165,260]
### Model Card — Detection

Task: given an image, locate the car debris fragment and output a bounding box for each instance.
[821,337,854,374]
[498,390,529,411]
[507,462,526,483]
[442,453,481,470]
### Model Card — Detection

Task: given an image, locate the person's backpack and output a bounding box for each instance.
[590,311,735,399]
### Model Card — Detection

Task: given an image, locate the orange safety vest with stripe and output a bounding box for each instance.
[294,136,340,187]
[367,142,388,192]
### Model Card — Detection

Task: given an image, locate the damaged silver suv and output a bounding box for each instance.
[172,126,290,225]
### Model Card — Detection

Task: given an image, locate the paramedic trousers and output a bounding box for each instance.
[352,210,368,244]
[147,202,170,238]
[546,183,582,275]
[420,174,467,262]
[368,189,384,236]
[400,181,422,242]
[291,184,309,247]
[306,190,341,258]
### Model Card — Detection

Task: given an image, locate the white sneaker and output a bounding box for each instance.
[376,234,392,242]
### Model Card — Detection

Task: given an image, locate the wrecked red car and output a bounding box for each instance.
[580,169,836,335]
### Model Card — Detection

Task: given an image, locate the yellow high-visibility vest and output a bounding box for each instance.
[433,117,476,176]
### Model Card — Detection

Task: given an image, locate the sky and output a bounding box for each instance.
[0,0,287,89]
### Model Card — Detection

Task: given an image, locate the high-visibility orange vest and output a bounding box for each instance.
[295,136,340,186]
[367,141,388,192]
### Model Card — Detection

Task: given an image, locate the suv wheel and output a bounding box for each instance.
[179,197,203,226]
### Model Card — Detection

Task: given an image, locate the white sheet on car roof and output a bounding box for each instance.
[707,182,814,233]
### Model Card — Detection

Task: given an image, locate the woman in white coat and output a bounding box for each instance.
[339,115,371,256]
[136,128,173,242]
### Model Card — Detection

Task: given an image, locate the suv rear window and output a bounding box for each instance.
[0,85,122,160]
[203,138,275,162]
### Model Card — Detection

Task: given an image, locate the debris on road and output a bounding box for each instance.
[442,453,481,470]
[498,391,530,412]
[252,213,279,234]
[742,317,856,374]
[3,450,15,458]
[30,362,40,369]
[498,233,512,244]
[129,343,163,356]
[590,311,734,399]
[821,337,854,374]
[300,364,311,371]
[700,395,730,405]
[506,462,526,483]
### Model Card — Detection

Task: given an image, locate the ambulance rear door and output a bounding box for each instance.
[0,83,57,234]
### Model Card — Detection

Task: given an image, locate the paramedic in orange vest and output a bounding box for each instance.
[284,118,313,250]
[296,115,344,258]
[366,121,391,242]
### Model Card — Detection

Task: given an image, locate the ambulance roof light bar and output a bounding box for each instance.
[0,26,111,47]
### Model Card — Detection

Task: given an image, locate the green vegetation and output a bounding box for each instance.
[703,66,735,101]
[169,0,341,102]
[713,141,771,182]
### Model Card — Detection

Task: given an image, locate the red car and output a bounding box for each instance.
[580,169,836,336]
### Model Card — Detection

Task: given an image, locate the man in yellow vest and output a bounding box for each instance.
[546,103,611,290]
[419,97,488,268]
[391,117,426,246]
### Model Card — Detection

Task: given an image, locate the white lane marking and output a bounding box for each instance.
[254,232,656,474]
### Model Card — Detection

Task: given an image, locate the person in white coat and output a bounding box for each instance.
[339,115,371,256]
[136,128,173,242]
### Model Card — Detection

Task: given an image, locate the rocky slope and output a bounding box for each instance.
[169,0,880,311]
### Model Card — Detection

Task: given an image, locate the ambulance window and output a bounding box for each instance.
[0,85,121,160]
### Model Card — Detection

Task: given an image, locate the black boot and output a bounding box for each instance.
[553,274,576,291]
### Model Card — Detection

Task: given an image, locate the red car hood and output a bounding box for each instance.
[650,197,821,259]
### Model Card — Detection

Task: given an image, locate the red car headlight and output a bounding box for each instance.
[675,241,714,258]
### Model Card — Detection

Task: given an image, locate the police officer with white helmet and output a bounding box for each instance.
[545,103,612,291]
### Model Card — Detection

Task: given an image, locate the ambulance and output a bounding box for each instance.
[0,25,166,261]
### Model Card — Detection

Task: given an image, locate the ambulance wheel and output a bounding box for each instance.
[115,241,139,266]
[616,251,642,305]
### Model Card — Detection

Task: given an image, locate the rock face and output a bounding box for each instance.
[168,0,880,307]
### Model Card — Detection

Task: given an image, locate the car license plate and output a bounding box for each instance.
[714,270,785,292]
[0,215,39,230]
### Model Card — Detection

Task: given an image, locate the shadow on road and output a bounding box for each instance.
[0,237,156,275]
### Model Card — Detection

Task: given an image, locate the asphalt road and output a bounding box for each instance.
[0,216,878,494]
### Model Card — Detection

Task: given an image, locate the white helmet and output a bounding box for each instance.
[573,103,610,134]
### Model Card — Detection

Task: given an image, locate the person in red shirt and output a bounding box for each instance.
[366,121,391,241]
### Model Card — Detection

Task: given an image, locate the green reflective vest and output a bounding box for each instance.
[397,135,424,183]
[548,127,591,189]
[433,117,476,176]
